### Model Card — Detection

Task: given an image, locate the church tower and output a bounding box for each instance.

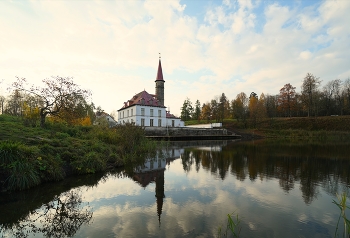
[155,55,165,106]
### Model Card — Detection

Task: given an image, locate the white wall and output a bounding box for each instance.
[118,105,167,127]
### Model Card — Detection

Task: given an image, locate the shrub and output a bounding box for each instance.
[71,151,106,174]
[6,160,40,190]
[0,141,41,190]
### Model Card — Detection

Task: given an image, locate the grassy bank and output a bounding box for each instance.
[185,116,350,139]
[0,114,158,191]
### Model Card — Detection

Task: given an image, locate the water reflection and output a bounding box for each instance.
[1,140,349,237]
[0,189,92,237]
[180,140,350,204]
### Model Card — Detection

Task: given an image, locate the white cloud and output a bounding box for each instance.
[1,0,349,115]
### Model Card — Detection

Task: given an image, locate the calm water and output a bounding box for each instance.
[1,140,350,238]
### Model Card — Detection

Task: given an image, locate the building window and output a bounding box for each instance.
[127,110,129,117]
[123,111,124,118]
[172,120,175,127]
[158,110,161,117]
[141,118,145,126]
[150,119,154,127]
[141,108,145,116]
[158,119,161,127]
[150,109,153,117]
[131,119,134,123]
[131,109,133,116]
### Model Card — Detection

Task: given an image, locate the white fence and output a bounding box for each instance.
[185,123,222,128]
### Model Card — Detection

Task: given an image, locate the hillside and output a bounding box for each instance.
[0,114,157,191]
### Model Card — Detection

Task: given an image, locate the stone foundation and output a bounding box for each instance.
[145,127,230,136]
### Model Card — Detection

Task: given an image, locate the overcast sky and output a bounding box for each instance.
[1,0,349,116]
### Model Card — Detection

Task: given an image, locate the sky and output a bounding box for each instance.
[1,0,350,117]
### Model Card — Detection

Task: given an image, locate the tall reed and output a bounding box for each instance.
[217,212,241,238]
[333,192,350,238]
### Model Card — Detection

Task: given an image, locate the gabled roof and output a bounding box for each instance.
[155,59,165,82]
[118,90,165,110]
[166,111,180,119]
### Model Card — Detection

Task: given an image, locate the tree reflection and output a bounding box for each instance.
[178,141,350,205]
[0,189,92,238]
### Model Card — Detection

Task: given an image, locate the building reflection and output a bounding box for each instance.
[132,147,183,226]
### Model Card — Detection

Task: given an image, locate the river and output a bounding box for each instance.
[1,139,349,237]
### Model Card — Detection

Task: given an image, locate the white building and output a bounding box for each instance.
[117,57,184,127]
[94,111,117,127]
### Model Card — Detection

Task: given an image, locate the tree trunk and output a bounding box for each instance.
[40,114,46,127]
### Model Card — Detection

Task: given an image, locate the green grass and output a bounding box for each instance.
[0,115,157,191]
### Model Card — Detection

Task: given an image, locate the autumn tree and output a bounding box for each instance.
[278,83,296,117]
[248,92,258,128]
[231,92,248,124]
[201,102,211,122]
[51,93,94,125]
[301,73,321,117]
[12,76,91,127]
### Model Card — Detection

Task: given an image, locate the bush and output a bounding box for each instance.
[0,141,41,190]
[71,151,107,174]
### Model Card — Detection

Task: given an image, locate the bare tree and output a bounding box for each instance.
[342,78,350,114]
[12,76,91,127]
[301,73,321,117]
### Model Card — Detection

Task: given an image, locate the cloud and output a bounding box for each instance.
[0,0,349,115]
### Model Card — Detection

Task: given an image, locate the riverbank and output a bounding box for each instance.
[0,115,158,192]
[219,116,350,140]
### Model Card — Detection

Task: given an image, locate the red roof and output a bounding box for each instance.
[166,111,179,119]
[155,59,165,82]
[119,90,165,110]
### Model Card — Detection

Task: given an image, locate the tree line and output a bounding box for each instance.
[0,76,95,127]
[180,73,350,125]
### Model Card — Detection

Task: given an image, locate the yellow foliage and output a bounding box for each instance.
[23,102,40,126]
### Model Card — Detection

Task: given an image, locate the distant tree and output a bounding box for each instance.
[278,83,296,117]
[12,76,91,127]
[210,98,219,122]
[231,92,248,125]
[332,79,343,115]
[342,78,350,115]
[265,94,278,118]
[193,99,201,122]
[201,102,211,122]
[249,92,258,128]
[180,98,193,121]
[218,93,227,123]
[4,89,24,116]
[0,95,5,114]
[257,93,267,120]
[301,73,321,117]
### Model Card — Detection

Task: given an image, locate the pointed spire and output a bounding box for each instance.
[155,53,165,82]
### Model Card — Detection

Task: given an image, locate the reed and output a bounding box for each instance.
[217,212,241,238]
[333,192,350,238]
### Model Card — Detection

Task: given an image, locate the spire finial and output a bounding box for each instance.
[159,52,161,60]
